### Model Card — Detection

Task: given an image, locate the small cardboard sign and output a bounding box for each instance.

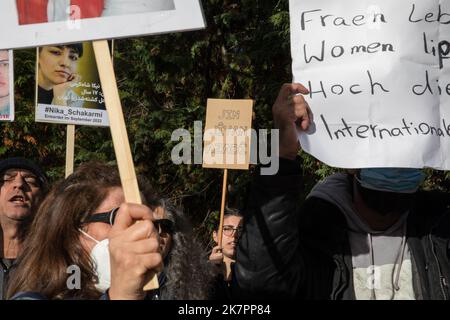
[203,99,253,170]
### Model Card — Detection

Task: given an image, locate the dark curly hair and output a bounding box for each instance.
[144,196,215,300]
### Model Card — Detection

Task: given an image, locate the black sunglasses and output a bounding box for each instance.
[85,207,119,225]
[85,208,174,235]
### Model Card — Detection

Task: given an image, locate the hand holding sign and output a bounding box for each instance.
[272,83,312,160]
[108,203,162,300]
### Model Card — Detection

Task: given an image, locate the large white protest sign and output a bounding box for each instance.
[0,0,205,50]
[290,0,450,169]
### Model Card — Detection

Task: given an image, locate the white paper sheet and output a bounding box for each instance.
[290,0,450,169]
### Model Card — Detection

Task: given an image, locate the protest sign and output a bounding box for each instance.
[202,98,253,248]
[0,0,205,50]
[290,0,450,169]
[35,42,109,126]
[203,99,254,170]
[0,50,14,122]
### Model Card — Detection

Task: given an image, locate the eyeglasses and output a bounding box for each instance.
[85,208,174,236]
[1,172,40,188]
[85,207,119,225]
[222,225,243,237]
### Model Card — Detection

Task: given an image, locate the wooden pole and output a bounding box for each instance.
[217,169,228,247]
[92,40,158,291]
[65,125,75,178]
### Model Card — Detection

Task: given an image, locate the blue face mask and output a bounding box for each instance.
[357,168,426,194]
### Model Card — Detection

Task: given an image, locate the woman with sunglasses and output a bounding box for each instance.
[142,197,215,300]
[6,161,162,300]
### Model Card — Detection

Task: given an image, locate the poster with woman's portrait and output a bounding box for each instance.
[0,50,14,122]
[35,42,109,126]
[0,0,204,50]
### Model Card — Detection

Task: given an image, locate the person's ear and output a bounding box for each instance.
[213,230,218,244]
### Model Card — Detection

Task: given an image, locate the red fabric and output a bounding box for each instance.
[16,0,104,25]
[71,0,104,19]
[16,0,49,25]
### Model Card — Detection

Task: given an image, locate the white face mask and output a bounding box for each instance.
[80,230,111,293]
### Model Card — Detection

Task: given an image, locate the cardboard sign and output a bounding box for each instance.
[203,99,253,170]
[0,50,14,122]
[0,0,205,50]
[35,42,109,126]
[290,0,450,170]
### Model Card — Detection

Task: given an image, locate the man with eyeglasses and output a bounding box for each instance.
[209,208,243,300]
[0,157,47,299]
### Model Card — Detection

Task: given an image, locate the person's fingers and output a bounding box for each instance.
[114,219,157,242]
[292,94,306,105]
[293,83,309,95]
[209,252,224,263]
[300,117,310,131]
[306,103,314,122]
[294,100,309,118]
[111,203,154,232]
[129,237,160,255]
[212,246,222,252]
[68,73,81,83]
[140,253,164,274]
[279,83,309,98]
[295,102,311,131]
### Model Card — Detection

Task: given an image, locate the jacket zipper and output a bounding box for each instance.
[428,234,449,300]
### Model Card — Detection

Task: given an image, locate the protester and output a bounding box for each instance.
[6,161,162,300]
[209,208,243,300]
[233,83,450,300]
[37,44,84,108]
[0,157,48,299]
[143,195,214,300]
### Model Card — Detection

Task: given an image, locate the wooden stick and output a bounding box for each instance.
[217,169,228,247]
[65,125,75,178]
[92,40,159,291]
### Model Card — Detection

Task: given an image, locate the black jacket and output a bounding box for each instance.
[233,158,450,300]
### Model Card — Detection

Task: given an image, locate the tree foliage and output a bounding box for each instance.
[1,0,449,246]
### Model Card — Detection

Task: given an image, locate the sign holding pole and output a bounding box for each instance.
[93,40,157,290]
[217,169,228,248]
[203,99,253,247]
[65,125,75,178]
